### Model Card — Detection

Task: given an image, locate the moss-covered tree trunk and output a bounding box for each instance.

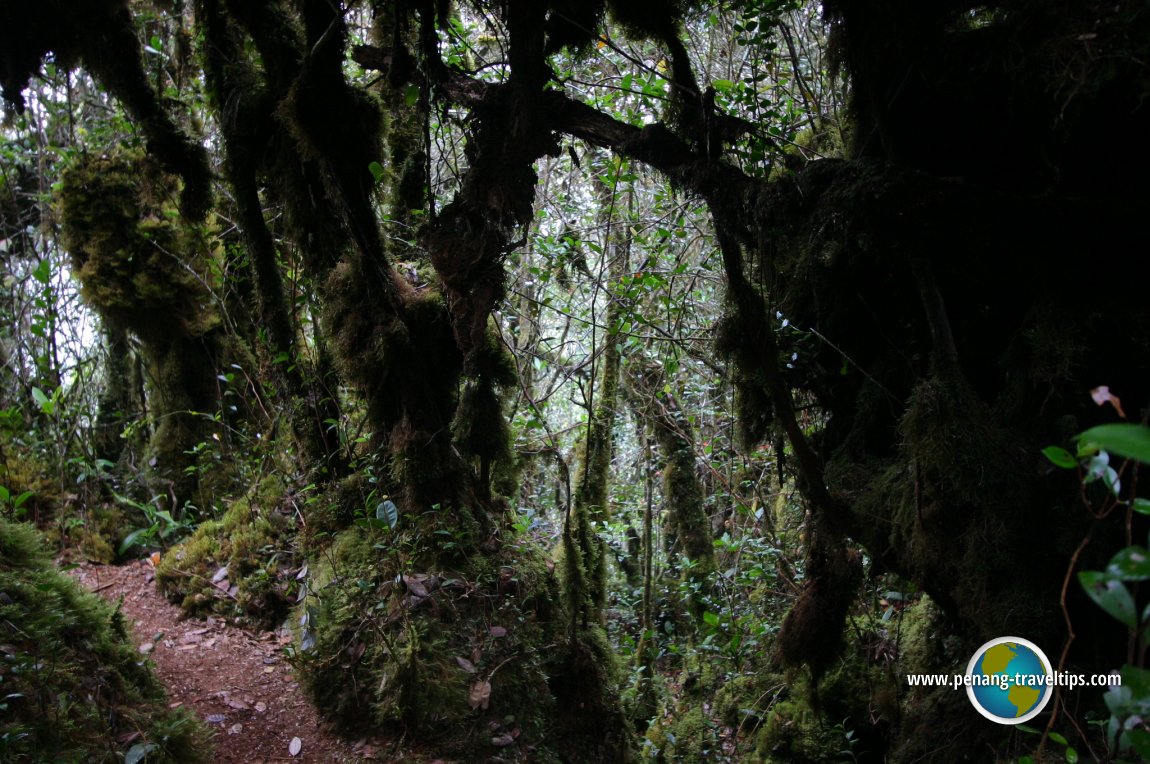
[187,1,636,759]
[58,153,222,513]
[93,324,147,464]
[624,362,717,596]
[198,0,346,479]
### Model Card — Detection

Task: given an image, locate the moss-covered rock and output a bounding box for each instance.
[292,524,634,762]
[155,475,300,629]
[0,518,208,762]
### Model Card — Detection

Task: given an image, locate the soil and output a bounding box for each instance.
[69,559,406,763]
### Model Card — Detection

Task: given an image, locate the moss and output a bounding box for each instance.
[57,151,224,510]
[0,442,57,525]
[294,525,634,761]
[755,698,841,763]
[645,705,720,762]
[76,504,128,564]
[156,477,298,629]
[0,518,209,762]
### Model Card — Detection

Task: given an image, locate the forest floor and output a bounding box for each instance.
[68,559,417,763]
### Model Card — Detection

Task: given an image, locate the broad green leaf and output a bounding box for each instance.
[1041,446,1077,469]
[1079,571,1137,627]
[376,499,398,529]
[1064,746,1078,763]
[125,743,157,764]
[118,526,152,556]
[1048,731,1068,745]
[31,386,51,414]
[1077,424,1150,465]
[1133,498,1150,516]
[13,491,33,509]
[1107,546,1150,581]
[368,161,385,182]
[702,611,720,627]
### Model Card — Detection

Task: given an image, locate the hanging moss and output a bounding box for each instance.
[774,532,863,685]
[58,151,224,510]
[0,518,208,762]
[0,1,210,217]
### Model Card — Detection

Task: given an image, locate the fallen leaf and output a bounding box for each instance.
[491,733,516,747]
[212,566,229,583]
[138,642,154,654]
[289,737,303,756]
[469,679,492,710]
[456,656,477,673]
[206,714,227,724]
[255,702,267,713]
[488,626,507,638]
[228,723,243,735]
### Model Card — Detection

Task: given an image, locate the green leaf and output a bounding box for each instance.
[32,258,51,285]
[702,611,720,627]
[404,84,420,107]
[31,386,52,415]
[1048,731,1068,746]
[1133,498,1150,516]
[1107,546,1150,581]
[1042,446,1078,469]
[1079,571,1137,627]
[1016,724,1040,735]
[125,742,157,764]
[376,499,398,529]
[1064,746,1078,763]
[12,491,33,509]
[368,161,385,182]
[1129,729,1150,759]
[1120,664,1150,698]
[118,526,153,556]
[1077,424,1150,465]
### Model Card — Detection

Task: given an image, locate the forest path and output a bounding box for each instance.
[70,559,385,763]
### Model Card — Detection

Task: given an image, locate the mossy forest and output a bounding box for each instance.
[2,0,1150,761]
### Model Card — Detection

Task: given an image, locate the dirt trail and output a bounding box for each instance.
[70,559,390,763]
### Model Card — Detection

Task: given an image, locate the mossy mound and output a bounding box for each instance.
[0,519,208,762]
[293,525,634,762]
[155,476,301,630]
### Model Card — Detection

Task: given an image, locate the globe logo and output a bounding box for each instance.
[966,637,1053,724]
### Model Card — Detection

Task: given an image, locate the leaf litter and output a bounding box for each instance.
[68,559,416,762]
